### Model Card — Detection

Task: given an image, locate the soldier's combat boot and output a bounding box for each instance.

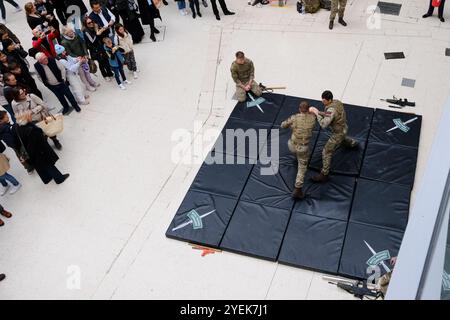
[292,187,304,199]
[311,172,329,183]
[329,20,334,30]
[338,18,347,26]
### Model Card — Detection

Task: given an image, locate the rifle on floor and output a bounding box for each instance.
[323,276,383,300]
[380,96,416,108]
[259,83,287,93]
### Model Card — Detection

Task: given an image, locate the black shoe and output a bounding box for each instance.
[422,13,432,18]
[152,28,160,34]
[202,0,208,7]
[338,18,347,26]
[311,172,329,183]
[192,12,196,19]
[163,0,168,5]
[55,173,70,185]
[150,33,156,42]
[440,16,445,22]
[53,139,62,150]
[0,274,5,282]
[292,187,305,200]
[198,12,202,17]
[73,106,81,112]
[224,11,235,15]
[329,20,334,30]
[215,14,221,20]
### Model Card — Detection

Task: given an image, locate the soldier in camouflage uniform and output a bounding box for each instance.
[309,90,357,183]
[329,0,347,30]
[281,101,316,199]
[230,51,262,102]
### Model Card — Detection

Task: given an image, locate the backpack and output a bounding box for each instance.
[320,0,331,10]
[302,0,320,13]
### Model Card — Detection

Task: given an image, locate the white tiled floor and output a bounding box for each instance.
[0,0,450,299]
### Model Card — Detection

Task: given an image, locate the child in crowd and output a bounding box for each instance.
[115,23,139,80]
[103,37,131,90]
[0,147,21,196]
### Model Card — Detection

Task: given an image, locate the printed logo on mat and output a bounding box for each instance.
[443,271,450,291]
[172,209,216,232]
[364,240,392,273]
[386,117,418,133]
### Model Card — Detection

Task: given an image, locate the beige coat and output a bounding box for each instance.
[12,94,50,123]
[117,32,134,53]
[0,154,10,176]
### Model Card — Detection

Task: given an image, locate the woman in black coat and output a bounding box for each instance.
[15,112,69,185]
[136,0,162,42]
[115,0,145,43]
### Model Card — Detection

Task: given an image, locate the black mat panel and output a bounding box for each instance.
[240,163,297,211]
[263,127,319,167]
[341,104,374,140]
[350,179,410,232]
[220,200,291,261]
[309,135,366,176]
[293,171,356,221]
[384,52,405,60]
[191,153,254,199]
[360,142,418,188]
[229,93,284,125]
[165,190,238,247]
[339,222,404,279]
[278,212,347,273]
[212,117,272,160]
[274,95,321,130]
[370,109,421,148]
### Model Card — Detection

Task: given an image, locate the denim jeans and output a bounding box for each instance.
[177,0,187,10]
[0,173,19,187]
[111,66,126,85]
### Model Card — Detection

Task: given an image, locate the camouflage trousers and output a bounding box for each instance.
[235,80,263,102]
[321,132,356,175]
[330,0,347,21]
[288,140,310,188]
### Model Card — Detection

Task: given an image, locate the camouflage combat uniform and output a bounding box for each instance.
[230,58,262,102]
[281,112,316,188]
[316,99,357,175]
[330,0,347,21]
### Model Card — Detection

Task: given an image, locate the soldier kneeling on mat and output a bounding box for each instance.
[308,90,358,183]
[230,51,262,102]
[281,101,316,199]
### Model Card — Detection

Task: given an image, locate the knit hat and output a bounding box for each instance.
[54,44,65,55]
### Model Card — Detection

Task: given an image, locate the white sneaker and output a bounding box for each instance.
[87,86,96,92]
[136,69,140,73]
[105,77,112,82]
[119,83,126,90]
[94,82,101,87]
[9,183,21,195]
[133,72,138,79]
[0,185,10,196]
[123,80,132,85]
[79,100,90,105]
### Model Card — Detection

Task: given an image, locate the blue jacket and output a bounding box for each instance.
[103,44,125,68]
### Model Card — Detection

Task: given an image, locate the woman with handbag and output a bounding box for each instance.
[0,143,21,196]
[11,88,62,150]
[115,0,145,44]
[137,0,163,42]
[423,0,446,22]
[15,111,69,185]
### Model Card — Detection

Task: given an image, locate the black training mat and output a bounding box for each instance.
[167,95,422,280]
[220,200,291,261]
[240,163,297,211]
[293,171,356,221]
[377,2,402,16]
[309,135,366,176]
[360,141,418,188]
[212,117,272,160]
[229,93,285,125]
[350,179,410,232]
[278,212,347,273]
[274,95,321,131]
[339,222,404,279]
[190,153,254,199]
[370,109,421,148]
[384,52,405,60]
[165,190,238,247]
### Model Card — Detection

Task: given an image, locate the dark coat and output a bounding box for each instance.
[0,123,19,150]
[136,0,161,25]
[16,123,59,169]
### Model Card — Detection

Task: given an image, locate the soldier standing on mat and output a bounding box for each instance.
[281,101,317,199]
[329,0,347,30]
[230,51,262,103]
[308,90,358,183]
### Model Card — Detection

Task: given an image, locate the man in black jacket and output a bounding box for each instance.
[34,52,81,114]
[209,0,235,21]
